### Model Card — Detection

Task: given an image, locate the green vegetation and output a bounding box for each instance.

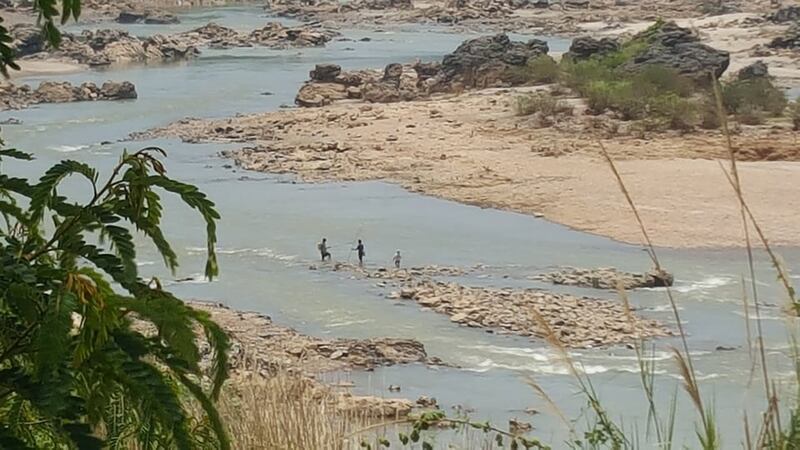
[0,147,228,448]
[722,77,788,125]
[514,92,573,117]
[515,20,790,131]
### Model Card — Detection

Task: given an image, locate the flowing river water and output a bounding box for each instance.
[3,6,799,447]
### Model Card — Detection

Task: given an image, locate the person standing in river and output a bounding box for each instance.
[393,250,402,269]
[354,239,366,266]
[318,238,331,262]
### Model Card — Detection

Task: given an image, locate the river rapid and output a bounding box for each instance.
[3,6,799,447]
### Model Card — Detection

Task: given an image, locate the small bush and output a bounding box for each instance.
[584,81,646,119]
[514,93,573,117]
[735,104,767,125]
[631,65,696,98]
[560,60,616,94]
[526,55,560,84]
[650,94,698,130]
[722,78,787,116]
[699,98,722,130]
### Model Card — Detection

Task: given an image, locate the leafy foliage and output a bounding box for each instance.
[0,0,81,76]
[0,146,230,448]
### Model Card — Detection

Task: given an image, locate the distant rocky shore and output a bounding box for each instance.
[10,21,338,68]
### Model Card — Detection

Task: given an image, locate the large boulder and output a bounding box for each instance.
[117,10,180,24]
[622,22,729,83]
[766,5,800,23]
[295,82,348,107]
[310,63,342,82]
[34,82,78,103]
[440,34,549,88]
[563,36,619,61]
[769,23,800,49]
[144,12,180,24]
[99,81,137,100]
[382,63,403,87]
[116,10,148,23]
[11,24,46,57]
[737,60,769,80]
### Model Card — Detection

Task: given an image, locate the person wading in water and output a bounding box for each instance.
[318,238,331,261]
[354,239,366,266]
[393,250,402,269]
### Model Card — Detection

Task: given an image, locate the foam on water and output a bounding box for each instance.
[672,276,733,294]
[49,144,89,153]
[185,246,298,262]
[326,318,374,328]
[464,357,664,376]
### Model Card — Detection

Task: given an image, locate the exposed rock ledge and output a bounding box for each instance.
[177,22,339,49]
[0,81,136,111]
[389,280,671,348]
[295,33,550,107]
[316,262,670,348]
[531,267,675,290]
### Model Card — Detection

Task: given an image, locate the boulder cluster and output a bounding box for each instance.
[389,279,670,348]
[532,267,675,290]
[10,22,338,68]
[564,22,730,82]
[0,81,137,110]
[177,22,338,49]
[296,33,550,107]
[12,25,198,66]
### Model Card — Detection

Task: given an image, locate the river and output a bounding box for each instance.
[3,6,798,447]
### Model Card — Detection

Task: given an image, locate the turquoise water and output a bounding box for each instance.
[4,6,799,447]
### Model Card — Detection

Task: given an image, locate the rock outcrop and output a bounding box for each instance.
[563,36,620,61]
[388,279,670,348]
[532,267,675,290]
[14,22,336,68]
[622,21,730,82]
[0,80,137,110]
[766,5,800,23]
[116,10,180,24]
[737,60,769,80]
[18,28,199,66]
[437,33,549,89]
[295,33,550,107]
[769,23,800,50]
[177,22,338,49]
[295,62,419,106]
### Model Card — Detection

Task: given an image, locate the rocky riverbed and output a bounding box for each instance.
[172,301,445,417]
[0,80,136,110]
[388,280,671,347]
[312,261,669,347]
[532,267,675,290]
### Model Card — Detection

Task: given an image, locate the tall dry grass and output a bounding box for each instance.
[216,374,361,450]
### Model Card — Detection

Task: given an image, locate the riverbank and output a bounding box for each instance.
[134,85,800,248]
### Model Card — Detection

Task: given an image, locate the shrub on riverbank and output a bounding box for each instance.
[514,92,573,117]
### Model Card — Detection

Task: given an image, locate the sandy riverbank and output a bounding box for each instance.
[135,85,800,249]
